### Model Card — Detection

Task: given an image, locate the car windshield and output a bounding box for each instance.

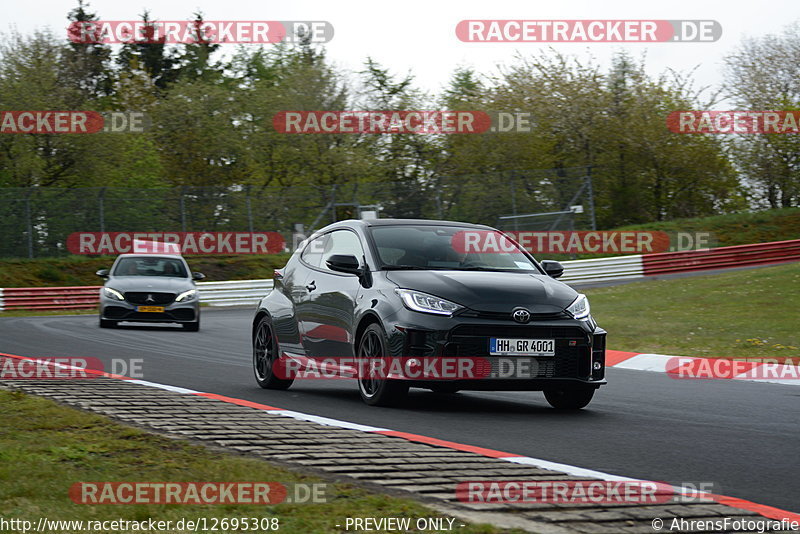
[113,257,188,277]
[369,225,539,272]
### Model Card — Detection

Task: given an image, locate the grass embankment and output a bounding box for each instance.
[537,207,800,261]
[583,262,800,359]
[0,254,291,288]
[613,207,800,247]
[1,208,799,287]
[0,389,517,534]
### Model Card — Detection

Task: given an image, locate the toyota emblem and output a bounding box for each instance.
[512,308,531,323]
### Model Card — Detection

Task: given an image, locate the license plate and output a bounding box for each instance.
[489,338,555,356]
[137,306,165,313]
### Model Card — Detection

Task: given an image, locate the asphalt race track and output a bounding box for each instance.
[1,309,798,513]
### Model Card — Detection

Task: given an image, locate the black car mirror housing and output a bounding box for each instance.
[192,272,206,280]
[540,260,564,279]
[326,254,362,275]
[96,268,109,278]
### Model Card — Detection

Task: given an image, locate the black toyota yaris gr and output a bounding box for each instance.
[251,219,606,408]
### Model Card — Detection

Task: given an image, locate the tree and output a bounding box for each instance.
[116,11,180,93]
[356,58,439,217]
[174,12,224,83]
[724,23,800,208]
[62,0,114,104]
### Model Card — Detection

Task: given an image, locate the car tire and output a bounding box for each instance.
[253,316,293,390]
[99,318,117,328]
[544,386,595,410]
[183,320,200,332]
[357,323,408,406]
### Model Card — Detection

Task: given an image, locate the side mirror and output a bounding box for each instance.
[540,260,564,279]
[192,272,206,280]
[325,254,362,275]
[96,268,109,278]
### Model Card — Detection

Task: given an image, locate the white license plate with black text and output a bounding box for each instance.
[489,338,555,356]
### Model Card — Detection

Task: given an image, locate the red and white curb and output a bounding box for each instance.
[607,350,800,385]
[1,351,798,524]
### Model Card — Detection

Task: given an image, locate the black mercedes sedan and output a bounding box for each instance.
[251,219,606,408]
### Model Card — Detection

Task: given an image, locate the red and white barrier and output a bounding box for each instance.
[641,239,800,276]
[0,239,798,311]
[0,286,101,311]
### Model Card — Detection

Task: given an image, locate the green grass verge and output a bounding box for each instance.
[538,207,800,261]
[0,254,291,288]
[612,207,800,247]
[583,263,800,359]
[1,208,799,287]
[0,389,520,534]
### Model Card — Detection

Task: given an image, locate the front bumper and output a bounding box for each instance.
[100,296,199,323]
[381,308,606,390]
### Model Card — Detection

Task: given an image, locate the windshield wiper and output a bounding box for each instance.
[382,265,438,270]
[454,266,520,272]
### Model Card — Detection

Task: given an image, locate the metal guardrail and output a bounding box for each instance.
[1,239,798,311]
[559,255,643,284]
[196,279,273,307]
[0,280,276,311]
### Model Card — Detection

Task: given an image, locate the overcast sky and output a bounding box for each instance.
[7,0,800,100]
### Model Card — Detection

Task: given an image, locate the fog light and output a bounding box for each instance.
[593,361,602,370]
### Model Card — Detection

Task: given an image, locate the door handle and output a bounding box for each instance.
[305,281,316,292]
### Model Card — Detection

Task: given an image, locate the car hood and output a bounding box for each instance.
[385,270,577,314]
[105,276,194,293]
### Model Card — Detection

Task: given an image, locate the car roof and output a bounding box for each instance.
[115,253,185,259]
[323,218,495,230]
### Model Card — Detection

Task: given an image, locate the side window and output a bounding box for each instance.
[300,234,328,267]
[321,230,365,271]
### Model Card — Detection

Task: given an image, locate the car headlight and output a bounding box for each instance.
[175,289,197,302]
[566,294,591,320]
[103,287,124,301]
[395,289,462,316]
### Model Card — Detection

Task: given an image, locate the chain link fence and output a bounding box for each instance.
[0,168,595,258]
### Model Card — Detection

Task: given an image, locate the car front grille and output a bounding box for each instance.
[457,310,570,321]
[103,306,129,319]
[449,324,587,340]
[445,325,591,379]
[482,356,556,378]
[170,308,196,321]
[124,292,176,305]
[102,306,195,322]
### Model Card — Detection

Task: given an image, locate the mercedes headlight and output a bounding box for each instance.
[103,287,124,301]
[395,289,462,316]
[175,289,197,302]
[566,294,591,320]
